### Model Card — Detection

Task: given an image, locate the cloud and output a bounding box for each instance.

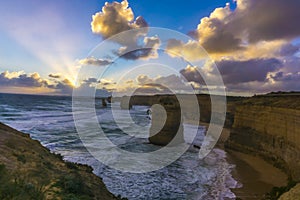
[0,70,118,96]
[179,58,282,91]
[49,73,61,79]
[216,58,282,84]
[91,0,161,60]
[235,0,300,43]
[190,3,243,53]
[79,57,113,66]
[180,65,205,85]
[136,74,152,85]
[279,43,300,57]
[0,71,76,94]
[82,77,99,85]
[49,79,74,94]
[134,74,193,94]
[91,0,147,39]
[133,83,172,95]
[119,36,161,60]
[125,79,134,84]
[166,39,207,61]
[192,0,300,54]
[0,71,49,88]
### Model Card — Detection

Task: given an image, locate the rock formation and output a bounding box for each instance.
[279,183,300,200]
[225,95,300,181]
[149,96,184,146]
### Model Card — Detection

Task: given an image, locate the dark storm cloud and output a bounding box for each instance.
[216,58,282,84]
[180,67,205,85]
[271,71,300,83]
[238,0,300,43]
[279,44,300,57]
[180,58,282,85]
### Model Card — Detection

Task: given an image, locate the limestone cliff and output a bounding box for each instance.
[225,95,300,181]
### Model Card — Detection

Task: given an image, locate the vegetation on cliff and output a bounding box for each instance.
[0,122,119,200]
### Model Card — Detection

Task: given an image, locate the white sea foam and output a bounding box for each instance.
[0,94,239,199]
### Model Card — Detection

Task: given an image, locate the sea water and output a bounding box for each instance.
[0,93,238,199]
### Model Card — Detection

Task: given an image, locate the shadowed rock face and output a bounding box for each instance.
[149,96,184,146]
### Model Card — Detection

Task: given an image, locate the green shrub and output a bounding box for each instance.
[55,173,93,198]
[65,161,78,170]
[17,154,26,163]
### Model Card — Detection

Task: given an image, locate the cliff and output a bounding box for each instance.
[119,93,300,198]
[279,183,300,200]
[0,122,119,200]
[119,94,243,127]
[225,95,300,181]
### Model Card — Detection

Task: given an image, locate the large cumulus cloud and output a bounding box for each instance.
[91,0,160,60]
[91,0,147,39]
[193,0,300,53]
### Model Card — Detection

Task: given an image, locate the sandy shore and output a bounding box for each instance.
[212,125,287,199]
[217,127,288,199]
[227,150,287,199]
[188,121,288,199]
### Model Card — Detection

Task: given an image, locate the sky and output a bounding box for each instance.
[0,0,299,96]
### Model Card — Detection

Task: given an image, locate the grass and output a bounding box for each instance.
[54,172,95,200]
[0,164,45,200]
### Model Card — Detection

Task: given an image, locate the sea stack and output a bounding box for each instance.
[149,96,184,146]
[102,98,107,107]
[120,96,133,110]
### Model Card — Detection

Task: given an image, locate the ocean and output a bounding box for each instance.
[0,93,238,199]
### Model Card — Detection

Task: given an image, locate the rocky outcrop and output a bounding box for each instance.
[0,122,119,200]
[149,96,184,146]
[226,95,300,181]
[279,183,300,200]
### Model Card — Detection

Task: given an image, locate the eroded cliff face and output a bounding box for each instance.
[226,95,300,181]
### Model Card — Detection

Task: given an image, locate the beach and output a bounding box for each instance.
[208,123,288,199]
[227,150,288,199]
